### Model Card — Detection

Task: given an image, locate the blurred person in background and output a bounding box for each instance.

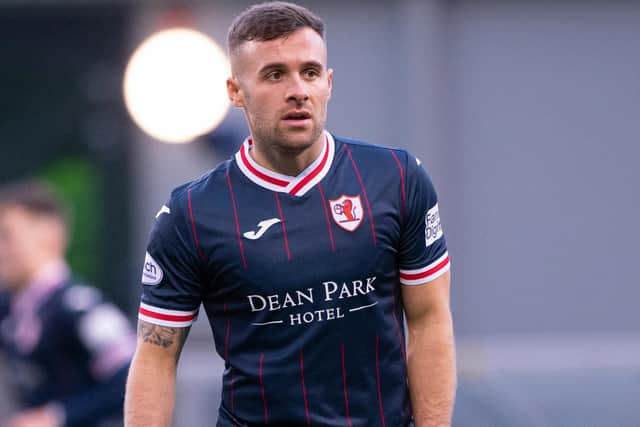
[0,181,135,427]
[126,2,455,427]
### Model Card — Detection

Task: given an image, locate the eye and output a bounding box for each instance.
[303,69,320,79]
[266,70,283,81]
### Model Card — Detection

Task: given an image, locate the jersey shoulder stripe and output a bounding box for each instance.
[138,302,198,327]
[399,252,450,285]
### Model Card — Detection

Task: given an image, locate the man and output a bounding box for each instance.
[125,2,455,426]
[0,181,135,427]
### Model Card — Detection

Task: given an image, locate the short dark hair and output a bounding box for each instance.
[0,180,69,227]
[227,1,325,54]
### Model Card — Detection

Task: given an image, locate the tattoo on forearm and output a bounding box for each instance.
[138,321,191,361]
[138,322,176,347]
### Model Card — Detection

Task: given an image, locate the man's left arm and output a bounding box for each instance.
[402,270,456,427]
[7,299,135,427]
[60,301,135,426]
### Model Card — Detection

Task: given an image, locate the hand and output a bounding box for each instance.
[6,405,64,427]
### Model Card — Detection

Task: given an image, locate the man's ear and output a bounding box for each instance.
[327,68,334,100]
[227,77,244,108]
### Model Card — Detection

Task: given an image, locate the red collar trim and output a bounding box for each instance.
[234,131,335,196]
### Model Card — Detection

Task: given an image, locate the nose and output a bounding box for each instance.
[285,75,309,104]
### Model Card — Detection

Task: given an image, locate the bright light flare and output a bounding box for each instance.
[124,28,230,144]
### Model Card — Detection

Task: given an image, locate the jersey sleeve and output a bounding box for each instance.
[138,187,202,327]
[398,152,450,285]
[73,294,135,379]
[57,285,134,426]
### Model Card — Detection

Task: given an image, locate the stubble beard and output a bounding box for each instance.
[251,115,325,156]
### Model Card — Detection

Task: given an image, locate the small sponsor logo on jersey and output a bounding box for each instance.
[425,203,443,246]
[243,218,282,240]
[329,194,363,232]
[141,252,163,285]
[155,205,170,219]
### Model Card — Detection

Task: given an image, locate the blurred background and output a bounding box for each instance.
[1,0,639,426]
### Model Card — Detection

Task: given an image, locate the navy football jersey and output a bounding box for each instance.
[0,267,135,427]
[139,131,450,426]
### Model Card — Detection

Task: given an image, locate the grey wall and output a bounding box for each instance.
[446,0,640,335]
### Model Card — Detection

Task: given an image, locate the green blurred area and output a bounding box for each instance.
[0,6,132,306]
[40,156,104,290]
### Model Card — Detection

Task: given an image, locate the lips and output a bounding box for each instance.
[282,110,311,120]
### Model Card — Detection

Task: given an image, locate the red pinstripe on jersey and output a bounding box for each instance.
[274,192,291,260]
[226,170,247,269]
[341,343,353,427]
[344,145,377,246]
[300,351,311,426]
[187,189,205,261]
[317,183,336,252]
[259,353,269,424]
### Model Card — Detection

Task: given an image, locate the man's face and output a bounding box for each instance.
[0,207,58,291]
[228,27,333,153]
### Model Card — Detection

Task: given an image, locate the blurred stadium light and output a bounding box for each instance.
[124,25,230,144]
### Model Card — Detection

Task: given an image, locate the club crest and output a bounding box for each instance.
[329,194,363,232]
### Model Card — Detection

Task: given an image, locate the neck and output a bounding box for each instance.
[249,132,325,176]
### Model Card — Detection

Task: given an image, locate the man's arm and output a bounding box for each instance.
[124,320,190,427]
[402,271,456,427]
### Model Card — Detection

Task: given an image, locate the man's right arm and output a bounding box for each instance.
[124,320,190,427]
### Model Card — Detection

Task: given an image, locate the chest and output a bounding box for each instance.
[198,171,402,308]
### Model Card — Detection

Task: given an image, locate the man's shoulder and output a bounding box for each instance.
[167,159,234,208]
[332,133,411,165]
[30,282,106,333]
[44,280,105,316]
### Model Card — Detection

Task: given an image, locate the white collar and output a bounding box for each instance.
[234,130,335,196]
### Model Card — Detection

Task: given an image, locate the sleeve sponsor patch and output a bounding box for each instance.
[425,203,443,247]
[141,252,163,286]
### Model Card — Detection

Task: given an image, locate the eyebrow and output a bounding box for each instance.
[258,61,324,75]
